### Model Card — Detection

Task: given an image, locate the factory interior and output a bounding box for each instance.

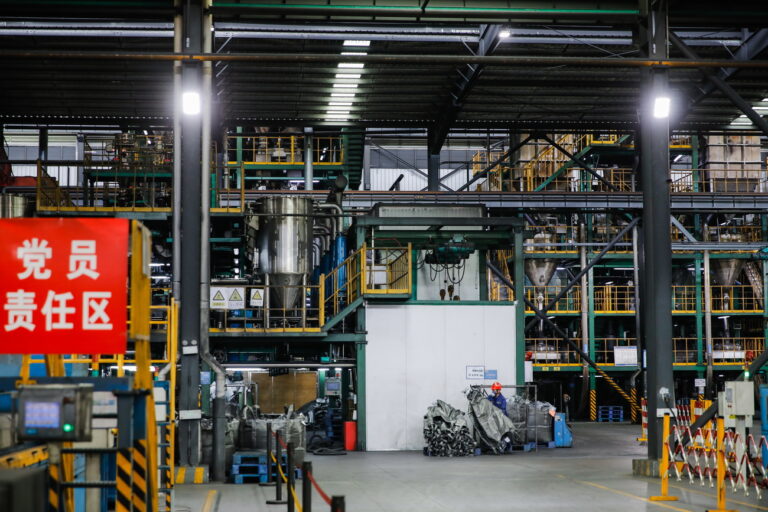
[2,1,768,511]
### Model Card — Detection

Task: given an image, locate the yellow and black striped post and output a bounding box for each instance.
[589,389,597,421]
[116,447,133,512]
[132,439,149,512]
[48,462,61,512]
[164,425,173,512]
[630,387,638,423]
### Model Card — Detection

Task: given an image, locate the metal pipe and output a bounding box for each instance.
[317,203,344,235]
[3,50,768,69]
[172,2,182,299]
[210,4,641,18]
[304,127,314,191]
[579,222,590,405]
[704,249,714,397]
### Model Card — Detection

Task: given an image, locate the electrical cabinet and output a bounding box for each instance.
[719,381,755,418]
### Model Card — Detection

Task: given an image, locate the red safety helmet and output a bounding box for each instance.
[491,382,502,391]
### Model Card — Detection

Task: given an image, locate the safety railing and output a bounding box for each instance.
[593,338,638,364]
[711,337,765,364]
[227,135,344,165]
[703,224,763,243]
[211,163,246,213]
[671,337,699,364]
[524,285,581,313]
[208,284,322,333]
[670,168,768,193]
[322,243,412,322]
[671,286,698,313]
[711,285,763,313]
[527,337,582,365]
[594,285,635,313]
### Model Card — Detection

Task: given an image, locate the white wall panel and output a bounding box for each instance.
[366,304,515,451]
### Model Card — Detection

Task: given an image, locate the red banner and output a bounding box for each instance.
[0,218,129,354]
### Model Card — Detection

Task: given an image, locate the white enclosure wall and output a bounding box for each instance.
[365,303,516,451]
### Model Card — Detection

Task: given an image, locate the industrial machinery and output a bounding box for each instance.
[257,196,313,321]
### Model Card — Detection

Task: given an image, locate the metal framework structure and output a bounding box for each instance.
[2,0,768,470]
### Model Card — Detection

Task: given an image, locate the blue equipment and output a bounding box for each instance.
[553,413,573,448]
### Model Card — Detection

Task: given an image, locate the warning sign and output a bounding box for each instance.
[210,286,245,310]
[250,288,264,307]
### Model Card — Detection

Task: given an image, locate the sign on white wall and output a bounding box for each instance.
[466,366,485,379]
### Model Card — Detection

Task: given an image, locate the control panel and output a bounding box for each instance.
[325,378,342,397]
[17,384,94,442]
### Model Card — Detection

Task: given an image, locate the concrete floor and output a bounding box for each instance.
[176,422,768,512]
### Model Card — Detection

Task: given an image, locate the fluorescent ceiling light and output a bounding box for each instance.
[341,51,367,56]
[343,40,370,47]
[335,73,361,79]
[333,83,358,89]
[329,102,352,106]
[326,110,351,115]
[325,114,350,120]
[499,30,512,38]
[331,92,356,98]
[338,63,364,68]
[182,91,201,115]
[653,96,670,118]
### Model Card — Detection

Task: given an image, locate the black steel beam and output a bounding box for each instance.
[641,0,676,461]
[429,24,503,154]
[670,32,768,137]
[178,0,203,468]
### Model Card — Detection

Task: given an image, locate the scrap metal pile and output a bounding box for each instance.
[423,400,476,457]
[423,388,556,456]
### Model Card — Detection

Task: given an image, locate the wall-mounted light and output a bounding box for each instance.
[499,29,512,38]
[653,96,671,119]
[182,91,201,115]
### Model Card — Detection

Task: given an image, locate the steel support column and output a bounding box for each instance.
[427,146,440,191]
[641,0,675,461]
[38,127,48,161]
[178,0,204,467]
[513,227,525,385]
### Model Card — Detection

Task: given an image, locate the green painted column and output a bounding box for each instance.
[479,249,488,301]
[514,227,525,385]
[695,256,704,365]
[355,341,367,451]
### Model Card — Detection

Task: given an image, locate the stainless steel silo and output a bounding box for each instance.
[0,194,28,218]
[257,196,313,314]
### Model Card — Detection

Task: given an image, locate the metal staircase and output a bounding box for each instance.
[744,261,764,308]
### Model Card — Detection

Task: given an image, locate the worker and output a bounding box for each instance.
[487,382,507,415]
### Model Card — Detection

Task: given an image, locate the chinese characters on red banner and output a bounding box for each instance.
[0,218,129,354]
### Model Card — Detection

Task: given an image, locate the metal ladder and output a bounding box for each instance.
[154,381,174,512]
[744,261,764,308]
